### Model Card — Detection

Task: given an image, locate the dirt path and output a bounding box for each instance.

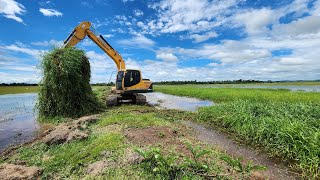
[182,121,300,180]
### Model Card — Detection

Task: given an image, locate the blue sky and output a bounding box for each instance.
[0,0,320,83]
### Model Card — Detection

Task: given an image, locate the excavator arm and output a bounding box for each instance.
[62,21,126,71]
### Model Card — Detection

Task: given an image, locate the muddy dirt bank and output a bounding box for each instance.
[182,121,300,180]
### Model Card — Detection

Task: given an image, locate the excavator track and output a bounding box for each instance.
[134,93,146,105]
[106,94,118,107]
[106,93,146,106]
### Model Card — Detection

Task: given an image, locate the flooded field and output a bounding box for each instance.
[144,92,214,111]
[0,93,39,152]
[197,84,320,92]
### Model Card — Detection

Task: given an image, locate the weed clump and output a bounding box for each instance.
[37,47,102,119]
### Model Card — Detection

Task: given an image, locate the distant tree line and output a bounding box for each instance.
[0,83,38,86]
[153,79,320,85]
[154,79,268,85]
[91,82,115,86]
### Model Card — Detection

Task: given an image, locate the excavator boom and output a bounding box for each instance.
[61,21,153,106]
[62,21,125,70]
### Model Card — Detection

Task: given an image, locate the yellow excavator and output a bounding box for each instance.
[62,21,153,106]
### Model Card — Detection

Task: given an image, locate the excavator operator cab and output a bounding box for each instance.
[116,70,141,90]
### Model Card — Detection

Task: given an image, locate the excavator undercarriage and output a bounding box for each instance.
[106,93,146,107]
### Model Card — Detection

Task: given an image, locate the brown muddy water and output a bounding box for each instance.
[0,93,39,153]
[182,121,300,180]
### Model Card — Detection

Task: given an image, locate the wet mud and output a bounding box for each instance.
[182,121,300,180]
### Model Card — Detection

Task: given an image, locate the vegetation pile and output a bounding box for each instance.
[37,47,102,119]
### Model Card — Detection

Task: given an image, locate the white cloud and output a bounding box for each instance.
[115,15,127,21]
[85,50,118,83]
[133,9,144,17]
[137,21,148,30]
[189,31,218,43]
[103,34,113,38]
[0,44,41,57]
[0,0,26,23]
[117,35,155,48]
[208,62,223,67]
[232,8,278,35]
[39,8,63,17]
[0,72,39,83]
[31,39,63,47]
[165,41,271,64]
[272,15,320,36]
[122,0,134,3]
[312,0,320,15]
[156,52,178,61]
[0,51,40,83]
[80,38,95,46]
[146,0,240,33]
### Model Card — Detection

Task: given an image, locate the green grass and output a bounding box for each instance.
[155,85,320,103]
[155,85,320,178]
[1,104,262,179]
[0,86,107,95]
[0,86,38,95]
[9,133,124,178]
[98,106,171,128]
[202,81,320,86]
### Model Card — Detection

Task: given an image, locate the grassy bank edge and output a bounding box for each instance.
[155,85,320,178]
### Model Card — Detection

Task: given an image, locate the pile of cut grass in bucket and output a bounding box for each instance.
[37,47,103,119]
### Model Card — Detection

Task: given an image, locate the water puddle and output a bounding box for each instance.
[182,121,300,180]
[144,92,214,111]
[0,93,39,153]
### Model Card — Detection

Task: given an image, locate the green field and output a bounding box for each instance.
[155,85,320,178]
[1,81,319,95]
[0,86,39,95]
[0,86,109,95]
[213,81,320,86]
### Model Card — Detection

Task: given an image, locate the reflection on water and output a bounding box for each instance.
[0,93,38,152]
[144,92,214,111]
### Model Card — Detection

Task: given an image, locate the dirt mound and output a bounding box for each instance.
[86,160,115,175]
[42,124,88,145]
[126,150,145,165]
[76,114,100,125]
[124,126,176,145]
[0,163,42,180]
[42,115,99,145]
[124,126,191,156]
